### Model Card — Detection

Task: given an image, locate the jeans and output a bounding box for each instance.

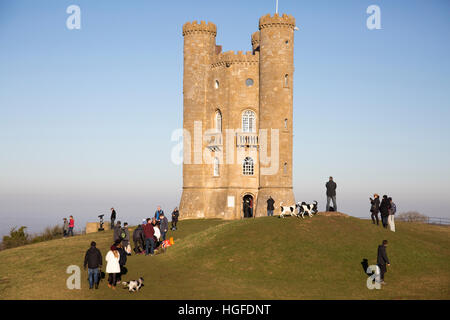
[371,212,379,225]
[88,268,99,288]
[68,227,74,236]
[326,196,337,211]
[161,231,167,241]
[267,209,274,216]
[382,216,388,228]
[145,238,155,255]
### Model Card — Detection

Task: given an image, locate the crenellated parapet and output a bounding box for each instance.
[251,31,260,50]
[259,13,295,30]
[182,20,217,37]
[211,50,259,68]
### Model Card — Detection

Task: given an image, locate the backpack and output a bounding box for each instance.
[120,228,126,240]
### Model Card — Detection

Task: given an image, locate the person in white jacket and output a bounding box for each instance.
[105,248,120,289]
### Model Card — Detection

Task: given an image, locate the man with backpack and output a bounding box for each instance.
[121,222,131,255]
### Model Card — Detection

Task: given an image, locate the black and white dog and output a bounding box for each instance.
[279,202,297,218]
[297,201,318,219]
[122,277,144,292]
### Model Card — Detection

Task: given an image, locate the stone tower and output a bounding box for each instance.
[179,13,296,220]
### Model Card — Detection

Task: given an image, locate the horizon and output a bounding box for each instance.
[1,0,449,237]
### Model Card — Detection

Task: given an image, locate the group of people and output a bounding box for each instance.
[62,216,75,237]
[82,206,180,290]
[370,194,396,232]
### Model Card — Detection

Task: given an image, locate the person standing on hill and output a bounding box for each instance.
[132,223,145,254]
[370,194,380,225]
[159,213,169,241]
[325,176,337,211]
[68,215,75,236]
[83,241,102,289]
[63,218,69,237]
[105,247,120,290]
[154,206,164,225]
[113,221,122,242]
[143,218,155,256]
[379,195,390,229]
[267,196,275,216]
[110,208,117,230]
[377,240,390,285]
[171,207,179,231]
[388,197,396,232]
[121,222,131,254]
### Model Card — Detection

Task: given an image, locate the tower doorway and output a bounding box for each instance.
[243,194,254,218]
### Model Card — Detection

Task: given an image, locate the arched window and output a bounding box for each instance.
[283,162,288,174]
[215,110,222,132]
[213,157,219,176]
[243,157,254,176]
[242,110,256,133]
[284,74,289,87]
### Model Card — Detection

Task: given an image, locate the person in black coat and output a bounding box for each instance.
[171,207,179,230]
[377,240,390,284]
[370,194,381,225]
[379,195,391,228]
[133,224,145,254]
[325,176,337,211]
[267,196,275,216]
[110,208,116,229]
[112,241,127,285]
[83,241,102,289]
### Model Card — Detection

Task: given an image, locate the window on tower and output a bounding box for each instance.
[215,110,222,132]
[243,157,254,176]
[284,74,289,88]
[213,157,220,177]
[242,110,256,133]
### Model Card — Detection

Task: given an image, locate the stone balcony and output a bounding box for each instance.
[236,132,258,148]
[205,131,223,151]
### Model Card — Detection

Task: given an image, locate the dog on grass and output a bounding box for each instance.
[279,202,297,218]
[122,277,144,292]
[297,201,318,219]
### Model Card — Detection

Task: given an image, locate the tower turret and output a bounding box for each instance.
[179,21,217,219]
[256,13,296,216]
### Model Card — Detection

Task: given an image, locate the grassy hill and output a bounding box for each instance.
[0,214,449,299]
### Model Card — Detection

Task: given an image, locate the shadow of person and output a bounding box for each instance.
[361,258,370,274]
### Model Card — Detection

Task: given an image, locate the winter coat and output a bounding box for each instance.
[122,227,130,241]
[379,198,390,217]
[267,198,275,210]
[111,209,116,220]
[84,246,102,269]
[117,247,127,266]
[172,210,179,222]
[143,223,155,240]
[154,210,164,221]
[113,225,122,241]
[105,250,121,273]
[389,202,397,215]
[326,181,337,197]
[370,198,380,213]
[69,218,74,228]
[63,220,69,231]
[133,225,145,243]
[377,245,390,266]
[160,217,169,233]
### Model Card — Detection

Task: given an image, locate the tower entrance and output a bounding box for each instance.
[243,194,254,218]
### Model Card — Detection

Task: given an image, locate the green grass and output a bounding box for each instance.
[0,215,449,299]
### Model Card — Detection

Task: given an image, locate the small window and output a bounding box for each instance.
[213,157,219,176]
[284,118,288,129]
[285,40,289,44]
[242,110,256,133]
[283,162,288,174]
[284,74,289,87]
[215,80,219,89]
[243,157,254,176]
[246,78,254,87]
[215,110,222,132]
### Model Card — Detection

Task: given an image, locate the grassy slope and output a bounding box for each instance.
[0,216,449,300]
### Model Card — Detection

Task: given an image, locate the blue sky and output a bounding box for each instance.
[0,0,449,236]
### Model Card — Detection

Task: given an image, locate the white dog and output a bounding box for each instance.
[122,277,144,292]
[279,202,297,218]
[297,201,318,219]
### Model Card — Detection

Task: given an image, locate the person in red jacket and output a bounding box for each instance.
[68,215,75,237]
[143,218,155,256]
